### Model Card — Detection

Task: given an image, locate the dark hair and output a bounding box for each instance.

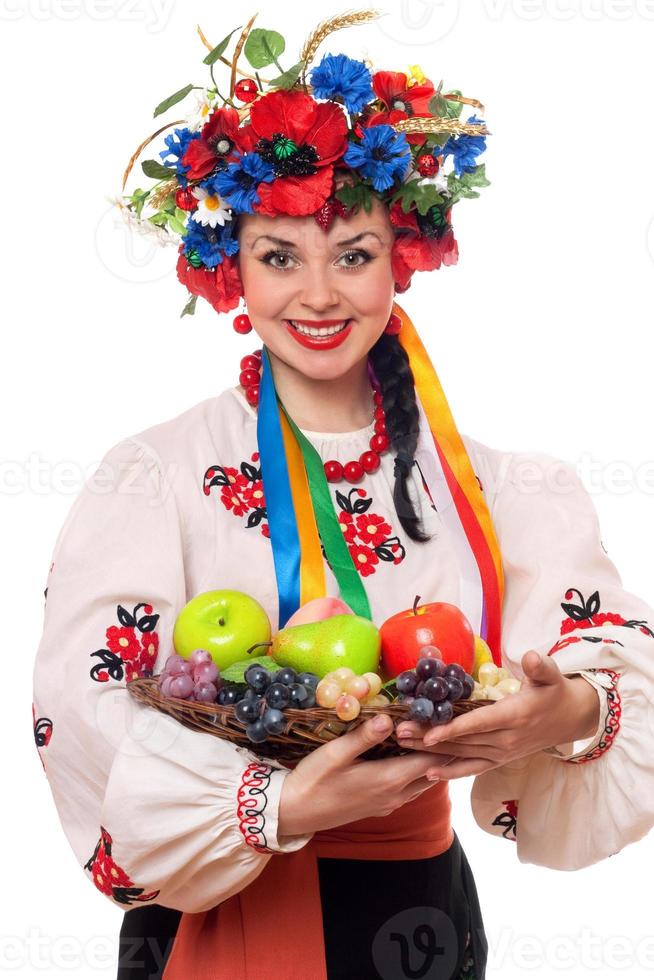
[368,332,433,543]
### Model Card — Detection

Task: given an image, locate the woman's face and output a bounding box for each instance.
[236,195,396,381]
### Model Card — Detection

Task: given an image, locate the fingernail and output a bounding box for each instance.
[427,771,441,782]
[373,715,391,732]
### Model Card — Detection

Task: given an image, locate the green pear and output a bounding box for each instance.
[271,614,381,677]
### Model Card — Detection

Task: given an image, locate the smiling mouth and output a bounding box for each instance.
[285,319,351,338]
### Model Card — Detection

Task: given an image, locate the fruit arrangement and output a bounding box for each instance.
[128,590,522,761]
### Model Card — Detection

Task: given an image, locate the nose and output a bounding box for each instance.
[297,271,342,314]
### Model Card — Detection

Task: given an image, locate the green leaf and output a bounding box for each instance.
[174,207,189,222]
[244,28,285,69]
[128,187,150,219]
[381,679,398,701]
[389,178,444,216]
[180,294,197,318]
[446,163,490,204]
[148,212,169,227]
[153,83,195,118]
[268,60,304,90]
[168,214,187,236]
[334,181,374,215]
[221,657,277,684]
[444,88,463,120]
[428,93,449,118]
[141,159,174,180]
[203,26,242,65]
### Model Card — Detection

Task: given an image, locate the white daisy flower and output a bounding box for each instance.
[188,87,217,132]
[191,186,233,228]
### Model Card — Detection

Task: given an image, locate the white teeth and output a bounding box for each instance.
[288,319,349,337]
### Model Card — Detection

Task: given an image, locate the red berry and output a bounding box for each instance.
[175,187,197,211]
[416,153,439,177]
[344,460,364,483]
[245,385,259,406]
[374,418,387,435]
[360,451,380,474]
[374,406,385,420]
[253,348,262,358]
[233,314,252,334]
[324,460,343,482]
[385,313,402,335]
[234,78,258,104]
[239,368,260,387]
[240,354,260,371]
[370,433,389,452]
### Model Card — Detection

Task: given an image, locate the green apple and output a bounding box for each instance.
[271,614,380,678]
[173,590,271,670]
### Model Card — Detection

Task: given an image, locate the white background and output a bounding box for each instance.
[3,1,654,977]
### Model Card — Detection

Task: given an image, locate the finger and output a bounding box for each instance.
[399,775,444,805]
[423,703,514,746]
[320,713,395,769]
[425,756,497,780]
[397,738,500,759]
[362,748,456,786]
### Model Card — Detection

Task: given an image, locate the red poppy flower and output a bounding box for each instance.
[391,226,459,290]
[176,250,243,314]
[245,89,349,216]
[181,107,245,180]
[368,71,436,146]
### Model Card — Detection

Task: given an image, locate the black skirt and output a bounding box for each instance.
[117,830,487,980]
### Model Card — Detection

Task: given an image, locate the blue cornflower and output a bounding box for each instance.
[159,127,200,187]
[441,115,487,176]
[182,219,239,270]
[213,152,274,213]
[343,124,412,192]
[309,53,374,115]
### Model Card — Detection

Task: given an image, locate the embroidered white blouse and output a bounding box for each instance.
[32,385,654,914]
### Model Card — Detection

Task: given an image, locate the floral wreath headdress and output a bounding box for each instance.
[115,8,490,318]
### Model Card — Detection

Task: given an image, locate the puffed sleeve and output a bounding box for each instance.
[469,448,654,870]
[32,437,312,914]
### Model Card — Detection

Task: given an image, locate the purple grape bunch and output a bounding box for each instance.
[157,653,320,745]
[158,650,224,703]
[395,656,474,727]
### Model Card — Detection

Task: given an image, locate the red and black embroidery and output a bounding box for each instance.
[492,798,518,841]
[32,702,52,772]
[560,589,654,639]
[204,453,270,538]
[90,603,160,684]
[237,761,274,853]
[205,455,408,574]
[84,827,160,905]
[563,668,622,765]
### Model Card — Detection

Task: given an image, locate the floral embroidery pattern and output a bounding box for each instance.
[237,761,274,853]
[204,456,408,575]
[491,798,517,842]
[84,827,160,905]
[563,669,622,766]
[89,603,160,684]
[32,702,52,772]
[560,589,654,639]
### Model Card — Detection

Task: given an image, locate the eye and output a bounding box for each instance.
[260,250,298,271]
[337,249,373,270]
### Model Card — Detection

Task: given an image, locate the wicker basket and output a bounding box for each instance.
[127,675,494,766]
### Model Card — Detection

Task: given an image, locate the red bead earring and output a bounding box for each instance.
[384,313,402,335]
[233,309,252,334]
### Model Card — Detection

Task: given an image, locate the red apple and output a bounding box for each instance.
[380,595,475,680]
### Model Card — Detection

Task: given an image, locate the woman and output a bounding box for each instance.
[32,13,654,980]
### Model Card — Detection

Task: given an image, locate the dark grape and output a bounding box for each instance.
[443,663,466,682]
[245,719,268,743]
[301,688,317,708]
[397,694,415,706]
[245,666,271,693]
[266,683,290,710]
[274,667,297,686]
[297,672,319,690]
[416,657,445,680]
[460,674,474,699]
[415,680,427,697]
[218,686,240,705]
[396,670,418,695]
[432,701,454,726]
[446,677,465,701]
[288,683,309,708]
[408,697,435,722]
[235,699,261,724]
[423,676,449,703]
[262,708,286,735]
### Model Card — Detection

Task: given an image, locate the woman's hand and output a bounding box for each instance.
[277,714,456,839]
[393,650,601,781]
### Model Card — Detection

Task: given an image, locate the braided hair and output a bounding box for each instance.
[368,332,433,543]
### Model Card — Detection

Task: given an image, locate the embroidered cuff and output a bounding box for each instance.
[543,669,620,763]
[236,759,313,854]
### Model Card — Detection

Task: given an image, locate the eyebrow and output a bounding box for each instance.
[249,231,384,249]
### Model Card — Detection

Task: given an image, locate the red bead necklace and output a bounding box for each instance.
[238,349,390,484]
